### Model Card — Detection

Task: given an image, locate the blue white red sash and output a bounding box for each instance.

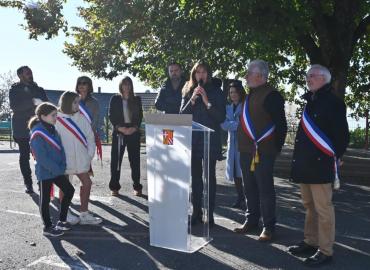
[30,128,62,152]
[300,107,340,185]
[241,95,275,171]
[79,102,103,163]
[79,102,92,124]
[57,116,88,148]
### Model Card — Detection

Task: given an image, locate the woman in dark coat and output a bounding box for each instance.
[180,61,226,226]
[109,76,143,196]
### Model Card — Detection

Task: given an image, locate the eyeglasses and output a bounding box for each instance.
[306,74,324,79]
[78,81,89,85]
[245,71,260,77]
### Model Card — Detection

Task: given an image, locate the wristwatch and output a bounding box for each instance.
[206,102,212,110]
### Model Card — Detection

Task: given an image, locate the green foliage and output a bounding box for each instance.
[22,0,68,40]
[349,127,367,148]
[2,0,370,112]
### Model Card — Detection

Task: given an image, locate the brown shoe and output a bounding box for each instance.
[258,228,273,242]
[233,222,257,234]
[111,190,119,196]
[133,189,142,196]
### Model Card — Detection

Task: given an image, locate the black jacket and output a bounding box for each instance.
[9,82,48,138]
[180,81,226,160]
[109,94,143,131]
[154,78,186,114]
[291,84,350,184]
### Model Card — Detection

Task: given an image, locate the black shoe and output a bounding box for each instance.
[304,251,332,267]
[55,221,72,231]
[288,241,318,256]
[43,226,64,237]
[25,185,34,194]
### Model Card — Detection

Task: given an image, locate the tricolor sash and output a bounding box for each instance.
[30,128,62,152]
[79,102,103,163]
[241,95,275,171]
[300,107,340,189]
[79,102,92,124]
[57,116,88,148]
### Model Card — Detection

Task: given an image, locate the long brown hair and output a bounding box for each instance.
[28,102,58,129]
[228,82,246,103]
[59,91,79,114]
[182,60,212,97]
[119,76,137,116]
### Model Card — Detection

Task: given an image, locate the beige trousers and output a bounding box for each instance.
[300,183,335,256]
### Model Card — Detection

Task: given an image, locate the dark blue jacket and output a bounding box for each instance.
[30,122,66,181]
[9,82,48,138]
[154,78,186,114]
[180,81,226,160]
[290,84,349,184]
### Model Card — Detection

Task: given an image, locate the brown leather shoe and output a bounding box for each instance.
[133,189,142,196]
[233,222,257,234]
[258,228,273,242]
[111,190,119,196]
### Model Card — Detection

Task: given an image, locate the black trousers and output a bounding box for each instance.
[191,156,217,219]
[39,175,75,228]
[240,152,277,231]
[109,131,142,191]
[14,137,32,187]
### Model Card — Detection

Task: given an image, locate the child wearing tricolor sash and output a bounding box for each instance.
[56,91,102,225]
[29,102,75,237]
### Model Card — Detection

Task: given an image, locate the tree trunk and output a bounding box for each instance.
[365,110,369,150]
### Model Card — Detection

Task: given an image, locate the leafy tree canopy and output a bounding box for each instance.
[1,0,369,115]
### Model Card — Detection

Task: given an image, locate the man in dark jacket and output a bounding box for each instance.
[155,62,186,114]
[288,65,349,267]
[233,60,287,241]
[9,66,48,194]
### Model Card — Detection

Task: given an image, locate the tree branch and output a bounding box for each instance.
[296,33,323,64]
[353,15,370,45]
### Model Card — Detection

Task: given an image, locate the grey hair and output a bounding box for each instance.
[248,60,269,81]
[308,64,331,83]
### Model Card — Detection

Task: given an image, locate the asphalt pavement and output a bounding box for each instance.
[0,142,369,270]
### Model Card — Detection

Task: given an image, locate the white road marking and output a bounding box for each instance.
[24,255,117,270]
[4,209,39,217]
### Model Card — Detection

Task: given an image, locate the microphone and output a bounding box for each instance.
[198,79,204,87]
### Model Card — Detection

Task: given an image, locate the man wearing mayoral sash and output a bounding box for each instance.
[234,60,287,241]
[288,65,349,267]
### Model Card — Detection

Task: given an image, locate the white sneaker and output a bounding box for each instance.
[79,211,102,225]
[67,211,80,225]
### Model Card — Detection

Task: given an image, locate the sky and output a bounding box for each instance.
[0,1,151,93]
[0,2,365,129]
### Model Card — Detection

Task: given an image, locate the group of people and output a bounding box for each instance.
[155,60,349,267]
[9,58,349,267]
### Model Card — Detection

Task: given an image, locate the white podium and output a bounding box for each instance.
[145,114,213,253]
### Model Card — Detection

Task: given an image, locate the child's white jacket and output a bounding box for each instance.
[55,111,95,174]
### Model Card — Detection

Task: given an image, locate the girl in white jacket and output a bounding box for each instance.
[56,91,102,225]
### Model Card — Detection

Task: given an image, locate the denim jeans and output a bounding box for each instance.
[240,152,276,230]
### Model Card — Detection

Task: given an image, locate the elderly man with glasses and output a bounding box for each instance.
[233,60,287,241]
[287,64,349,267]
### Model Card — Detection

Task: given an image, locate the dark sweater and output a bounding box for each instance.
[9,82,48,138]
[291,84,350,184]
